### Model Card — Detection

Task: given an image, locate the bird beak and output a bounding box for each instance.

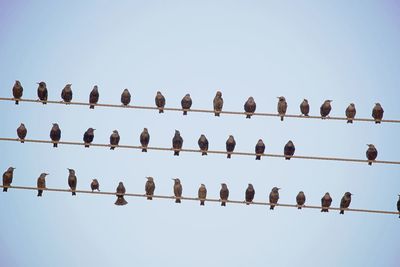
[278,188,281,190]
[46,173,50,175]
[36,82,40,84]
[12,167,16,170]
[67,168,70,171]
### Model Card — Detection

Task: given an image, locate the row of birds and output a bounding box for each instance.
[10,81,386,122]
[14,123,380,164]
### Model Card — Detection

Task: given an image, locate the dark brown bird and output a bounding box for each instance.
[91,179,100,192]
[110,130,120,150]
[61,84,73,103]
[277,96,287,121]
[172,130,183,156]
[37,81,48,104]
[220,183,229,206]
[320,100,332,119]
[284,140,295,160]
[17,123,27,143]
[198,134,209,156]
[296,191,306,209]
[140,128,150,152]
[372,103,384,124]
[181,94,192,115]
[269,187,280,210]
[145,177,155,200]
[67,168,77,196]
[50,123,61,147]
[245,184,255,205]
[198,184,207,206]
[226,135,236,159]
[321,192,332,212]
[366,144,378,165]
[340,192,352,214]
[37,173,49,197]
[12,80,23,104]
[397,195,400,218]
[255,139,265,160]
[89,85,99,109]
[121,89,131,106]
[83,128,95,148]
[115,182,128,206]
[173,178,182,203]
[213,91,223,116]
[345,103,356,123]
[2,167,15,192]
[244,97,256,118]
[155,91,166,113]
[300,99,309,116]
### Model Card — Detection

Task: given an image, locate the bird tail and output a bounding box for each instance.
[115,196,128,206]
[142,148,147,152]
[38,190,43,197]
[147,196,152,200]
[214,112,220,116]
[42,101,47,105]
[53,143,58,148]
[221,201,226,206]
[347,120,353,123]
[200,200,205,206]
[246,114,251,119]
[183,111,187,115]
[85,144,89,148]
[3,187,8,192]
[227,153,231,159]
[159,109,164,113]
[270,205,275,210]
[175,198,181,203]
[202,151,207,156]
[256,155,261,160]
[340,210,344,214]
[72,191,76,196]
[375,121,381,124]
[174,150,180,156]
[246,202,250,205]
[15,100,19,105]
[368,162,372,166]
[110,146,115,150]
[298,206,302,209]
[285,156,291,160]
[90,105,94,109]
[280,116,284,121]
[20,139,25,143]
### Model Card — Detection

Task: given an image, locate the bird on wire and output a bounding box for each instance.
[89,85,99,109]
[339,192,353,214]
[198,134,209,156]
[140,128,150,152]
[50,123,61,147]
[115,182,128,206]
[320,100,332,119]
[37,81,48,104]
[284,140,295,160]
[145,177,155,200]
[173,178,182,203]
[269,187,280,210]
[198,184,207,206]
[372,103,384,124]
[345,103,356,123]
[67,168,77,196]
[121,89,131,106]
[16,123,27,143]
[244,96,256,118]
[37,173,49,197]
[245,184,255,205]
[226,135,236,159]
[172,130,183,156]
[12,80,23,104]
[300,99,309,116]
[110,130,120,150]
[2,167,16,192]
[277,96,287,121]
[91,179,100,192]
[155,91,166,113]
[213,91,223,116]
[220,183,229,206]
[366,144,378,165]
[296,191,306,209]
[181,94,192,115]
[255,139,265,160]
[83,128,95,148]
[61,84,73,103]
[321,192,332,212]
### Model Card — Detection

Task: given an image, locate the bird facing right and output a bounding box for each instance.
[37,173,49,197]
[173,178,182,203]
[67,168,77,196]
[89,85,99,109]
[83,128,95,147]
[339,192,352,214]
[2,167,16,192]
[269,187,280,210]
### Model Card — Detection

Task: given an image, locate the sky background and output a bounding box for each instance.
[0,1,399,266]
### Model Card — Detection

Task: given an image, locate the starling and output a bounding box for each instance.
[145,177,155,200]
[155,91,166,113]
[269,187,280,210]
[198,134,209,156]
[321,192,332,212]
[110,130,120,150]
[140,128,150,152]
[121,89,131,106]
[397,195,400,218]
[339,192,352,214]
[226,135,236,159]
[284,140,295,160]
[244,97,256,118]
[172,130,183,156]
[320,100,332,119]
[277,96,287,121]
[17,123,27,143]
[91,179,100,192]
[12,80,23,104]
[213,91,223,116]
[255,139,265,160]
[296,191,306,209]
[245,184,255,205]
[115,182,128,206]
[198,184,207,206]
[181,93,192,115]
[37,81,48,104]
[61,84,73,103]
[372,103,384,124]
[2,167,15,192]
[83,128,95,148]
[300,99,309,116]
[89,85,99,109]
[50,123,61,147]
[37,173,49,197]
[67,168,77,196]
[220,183,229,206]
[345,103,356,123]
[366,144,378,165]
[173,178,182,203]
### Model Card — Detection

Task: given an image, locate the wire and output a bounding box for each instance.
[0,97,398,123]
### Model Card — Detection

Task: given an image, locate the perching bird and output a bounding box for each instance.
[91,179,100,192]
[296,191,306,209]
[397,195,400,218]
[12,80,23,104]
[321,192,332,212]
[198,134,209,156]
[213,91,224,116]
[50,123,61,147]
[140,128,150,152]
[110,130,120,150]
[145,177,155,200]
[345,103,356,123]
[226,135,236,159]
[245,184,255,205]
[269,187,280,210]
[372,103,384,124]
[181,94,192,115]
[220,183,229,206]
[61,84,73,103]
[198,184,207,206]
[17,123,27,143]
[244,97,256,118]
[366,144,378,165]
[2,167,15,192]
[67,168,77,196]
[89,85,99,109]
[300,99,310,116]
[172,130,183,156]
[320,100,332,119]
[37,173,49,197]
[115,182,128,206]
[277,96,287,121]
[155,91,166,113]
[83,128,95,147]
[121,89,131,106]
[173,178,182,203]
[284,140,295,160]
[255,139,265,160]
[339,192,352,214]
[37,81,48,104]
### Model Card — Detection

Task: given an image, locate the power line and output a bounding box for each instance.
[0,137,399,165]
[0,97,398,124]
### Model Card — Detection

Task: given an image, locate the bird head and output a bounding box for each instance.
[200,183,205,187]
[156,91,162,95]
[350,103,355,107]
[52,123,59,127]
[93,85,98,91]
[272,187,280,192]
[277,96,286,101]
[216,91,222,97]
[303,99,308,103]
[113,130,119,134]
[20,123,25,127]
[146,177,154,182]
[185,93,190,97]
[7,167,15,172]
[248,183,253,189]
[67,168,75,174]
[15,80,21,86]
[366,144,375,148]
[123,89,129,93]
[221,183,227,189]
[299,191,304,194]
[175,130,180,135]
[143,128,148,132]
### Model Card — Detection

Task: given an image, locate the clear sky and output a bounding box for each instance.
[0,1,399,266]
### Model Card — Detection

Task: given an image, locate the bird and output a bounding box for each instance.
[110,130,120,150]
[2,167,15,192]
[226,135,236,159]
[244,97,256,118]
[37,81,48,104]
[255,139,265,160]
[91,179,100,192]
[277,96,287,121]
[12,80,23,104]
[89,85,99,109]
[220,183,229,206]
[397,195,400,218]
[83,128,95,148]
[372,103,384,124]
[67,168,77,196]
[366,144,378,165]
[37,173,49,197]
[269,187,280,210]
[198,134,209,156]
[321,192,332,212]
[155,91,166,113]
[61,84,73,103]
[300,99,310,116]
[296,191,306,209]
[172,130,183,156]
[115,182,128,206]
[50,123,61,147]
[17,123,27,143]
[121,89,131,106]
[140,128,150,152]
[320,100,332,119]
[173,178,182,203]
[213,91,223,116]
[284,140,295,160]
[245,184,255,205]
[145,177,155,200]
[345,103,356,123]
[340,192,352,214]
[198,184,207,206]
[181,94,192,115]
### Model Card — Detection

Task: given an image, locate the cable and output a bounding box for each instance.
[0,97,398,123]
